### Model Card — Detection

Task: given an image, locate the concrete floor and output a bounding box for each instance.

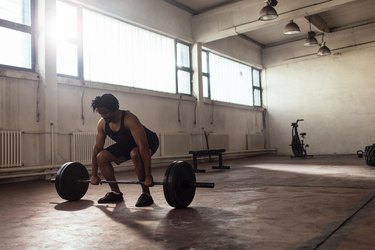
[1,155,375,250]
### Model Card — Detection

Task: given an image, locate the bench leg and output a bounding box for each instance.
[212,153,230,170]
[192,155,206,173]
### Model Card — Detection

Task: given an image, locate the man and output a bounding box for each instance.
[90,93,159,207]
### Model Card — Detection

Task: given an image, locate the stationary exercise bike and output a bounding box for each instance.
[290,119,312,158]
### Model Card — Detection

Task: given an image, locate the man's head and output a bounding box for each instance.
[91,93,120,122]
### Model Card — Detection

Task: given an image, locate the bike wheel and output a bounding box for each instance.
[365,144,375,166]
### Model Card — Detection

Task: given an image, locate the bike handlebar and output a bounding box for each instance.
[291,119,304,127]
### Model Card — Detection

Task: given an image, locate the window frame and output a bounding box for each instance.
[252,68,263,107]
[175,40,192,95]
[0,0,35,71]
[202,49,211,99]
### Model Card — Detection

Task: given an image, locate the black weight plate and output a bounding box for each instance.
[55,162,70,200]
[163,161,177,208]
[365,144,375,166]
[56,162,89,201]
[164,161,196,208]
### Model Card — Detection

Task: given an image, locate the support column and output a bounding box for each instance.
[191,43,205,148]
[36,0,58,165]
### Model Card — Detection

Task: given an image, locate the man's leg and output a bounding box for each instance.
[96,150,121,193]
[130,147,150,195]
[130,147,154,207]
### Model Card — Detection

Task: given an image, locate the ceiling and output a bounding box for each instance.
[163,0,375,48]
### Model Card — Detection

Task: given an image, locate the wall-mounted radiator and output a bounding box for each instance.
[246,133,265,150]
[161,133,190,156]
[71,132,115,164]
[0,130,23,168]
[207,134,229,150]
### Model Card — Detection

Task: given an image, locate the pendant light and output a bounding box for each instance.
[259,0,278,21]
[283,20,301,35]
[317,33,331,56]
[304,18,318,46]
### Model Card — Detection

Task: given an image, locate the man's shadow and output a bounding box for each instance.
[96,203,248,249]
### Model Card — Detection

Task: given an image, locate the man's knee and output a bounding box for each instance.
[96,150,112,165]
[130,148,140,161]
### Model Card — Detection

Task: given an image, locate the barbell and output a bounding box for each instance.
[51,161,215,208]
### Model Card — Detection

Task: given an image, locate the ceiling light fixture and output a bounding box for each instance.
[259,0,278,21]
[283,20,301,35]
[317,33,331,56]
[304,18,318,46]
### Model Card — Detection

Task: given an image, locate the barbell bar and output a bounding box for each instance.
[76,179,214,188]
[51,160,215,208]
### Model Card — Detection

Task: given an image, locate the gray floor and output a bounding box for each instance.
[1,155,375,250]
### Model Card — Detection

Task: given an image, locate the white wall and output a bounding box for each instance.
[264,44,375,155]
[204,36,262,68]
[0,0,264,168]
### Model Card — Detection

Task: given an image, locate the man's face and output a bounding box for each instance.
[96,107,116,122]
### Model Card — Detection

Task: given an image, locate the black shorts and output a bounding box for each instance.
[105,133,159,162]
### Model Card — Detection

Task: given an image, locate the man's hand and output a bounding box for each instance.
[144,175,154,187]
[90,175,101,185]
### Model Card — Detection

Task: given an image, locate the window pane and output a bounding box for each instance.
[83,9,175,93]
[177,70,191,95]
[254,88,261,106]
[253,69,260,87]
[209,53,252,106]
[57,42,78,76]
[176,42,190,68]
[0,0,31,26]
[0,26,31,68]
[56,1,78,40]
[203,75,209,98]
[202,51,208,73]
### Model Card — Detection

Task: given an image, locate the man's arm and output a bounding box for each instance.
[91,119,106,184]
[126,113,153,186]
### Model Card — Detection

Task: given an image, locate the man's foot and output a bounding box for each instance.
[98,192,124,203]
[135,193,154,207]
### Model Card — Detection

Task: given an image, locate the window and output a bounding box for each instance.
[202,50,210,98]
[82,9,176,93]
[252,69,262,107]
[56,3,192,95]
[203,50,262,107]
[0,0,33,69]
[56,1,80,77]
[176,41,192,95]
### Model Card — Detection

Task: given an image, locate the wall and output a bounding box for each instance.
[264,43,375,155]
[0,0,265,168]
[204,36,263,68]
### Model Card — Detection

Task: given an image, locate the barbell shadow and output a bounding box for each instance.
[53,199,94,211]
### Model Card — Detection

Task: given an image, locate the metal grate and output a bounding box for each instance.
[71,132,114,163]
[0,130,23,168]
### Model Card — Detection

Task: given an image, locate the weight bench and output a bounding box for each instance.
[188,149,230,173]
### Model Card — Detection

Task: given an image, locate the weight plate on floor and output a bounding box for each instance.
[55,162,89,201]
[163,161,196,208]
[163,161,176,208]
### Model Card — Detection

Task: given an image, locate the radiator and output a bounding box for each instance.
[161,133,190,156]
[71,132,115,163]
[207,134,229,150]
[0,130,23,168]
[246,133,265,150]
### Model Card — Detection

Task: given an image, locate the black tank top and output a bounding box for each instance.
[105,110,155,147]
